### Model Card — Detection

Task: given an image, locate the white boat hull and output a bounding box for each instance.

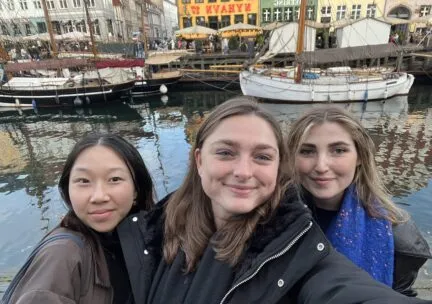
[239,70,415,102]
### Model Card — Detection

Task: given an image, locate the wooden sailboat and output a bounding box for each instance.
[0,0,135,108]
[239,0,414,103]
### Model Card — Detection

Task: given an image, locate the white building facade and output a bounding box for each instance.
[0,0,144,42]
[163,0,178,40]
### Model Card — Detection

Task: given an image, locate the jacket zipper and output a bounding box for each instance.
[219,221,313,304]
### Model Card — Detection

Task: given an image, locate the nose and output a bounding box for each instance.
[233,156,253,180]
[314,153,329,173]
[90,182,109,203]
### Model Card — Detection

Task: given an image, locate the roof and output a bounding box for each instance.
[297,43,422,64]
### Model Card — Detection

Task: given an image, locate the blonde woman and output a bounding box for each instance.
[286,105,431,296]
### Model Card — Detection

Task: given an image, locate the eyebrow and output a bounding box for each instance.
[211,139,278,152]
[71,167,128,173]
[301,141,351,147]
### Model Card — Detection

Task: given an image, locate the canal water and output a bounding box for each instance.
[0,85,431,291]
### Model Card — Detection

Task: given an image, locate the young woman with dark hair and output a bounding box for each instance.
[4,133,155,304]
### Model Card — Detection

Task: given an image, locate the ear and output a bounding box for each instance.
[194,148,202,176]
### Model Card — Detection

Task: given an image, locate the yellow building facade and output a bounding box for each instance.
[177,0,260,30]
[315,0,385,24]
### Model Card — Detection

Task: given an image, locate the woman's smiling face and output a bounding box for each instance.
[195,114,279,228]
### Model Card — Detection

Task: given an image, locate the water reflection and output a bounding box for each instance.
[0,87,431,287]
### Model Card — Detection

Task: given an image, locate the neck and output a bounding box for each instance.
[214,216,227,230]
[313,195,343,211]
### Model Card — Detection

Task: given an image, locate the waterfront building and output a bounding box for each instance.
[177,0,259,30]
[164,0,179,40]
[260,0,318,25]
[384,0,432,35]
[0,0,122,42]
[315,0,384,25]
[145,0,165,42]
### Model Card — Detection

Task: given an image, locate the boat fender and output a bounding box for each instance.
[384,89,388,99]
[160,84,168,94]
[311,90,315,101]
[32,99,36,109]
[86,96,91,105]
[161,95,169,105]
[15,98,20,107]
[74,97,83,107]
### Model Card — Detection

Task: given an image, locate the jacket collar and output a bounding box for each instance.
[139,188,312,278]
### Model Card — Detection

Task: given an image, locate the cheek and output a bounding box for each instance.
[295,158,311,175]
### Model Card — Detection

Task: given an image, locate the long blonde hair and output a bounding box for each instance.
[164,96,290,272]
[286,105,408,224]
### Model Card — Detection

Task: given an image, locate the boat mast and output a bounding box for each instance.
[84,0,98,58]
[141,0,149,59]
[295,0,307,83]
[41,0,58,58]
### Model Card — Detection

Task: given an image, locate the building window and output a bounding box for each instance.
[59,0,67,8]
[107,19,113,35]
[87,0,95,7]
[196,16,205,26]
[273,7,282,21]
[92,19,100,35]
[25,23,31,34]
[182,17,191,28]
[234,14,243,23]
[321,6,331,23]
[294,7,300,21]
[36,22,46,33]
[351,4,361,19]
[13,24,21,35]
[72,0,80,7]
[208,16,218,30]
[247,13,256,25]
[282,7,292,21]
[20,0,28,9]
[208,0,216,2]
[7,0,15,10]
[262,8,271,22]
[336,5,346,20]
[75,20,86,32]
[1,25,9,35]
[420,5,431,17]
[62,20,72,33]
[182,0,191,3]
[47,0,55,9]
[306,6,314,20]
[195,0,203,3]
[366,4,376,17]
[221,15,230,27]
[33,1,41,8]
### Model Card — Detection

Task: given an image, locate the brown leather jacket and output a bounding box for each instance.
[8,227,112,304]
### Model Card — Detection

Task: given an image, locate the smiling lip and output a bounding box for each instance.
[89,209,114,221]
[311,177,334,186]
[225,184,256,195]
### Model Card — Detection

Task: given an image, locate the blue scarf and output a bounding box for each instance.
[326,185,394,286]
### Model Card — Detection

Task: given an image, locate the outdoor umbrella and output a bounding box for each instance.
[175,25,217,40]
[218,22,262,38]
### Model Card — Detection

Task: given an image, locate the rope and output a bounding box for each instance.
[182,73,239,94]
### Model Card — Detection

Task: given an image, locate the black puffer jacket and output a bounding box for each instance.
[393,219,432,296]
[117,192,430,304]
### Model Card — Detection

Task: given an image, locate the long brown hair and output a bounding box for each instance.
[286,106,408,224]
[164,96,290,272]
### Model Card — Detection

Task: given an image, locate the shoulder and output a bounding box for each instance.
[393,219,432,258]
